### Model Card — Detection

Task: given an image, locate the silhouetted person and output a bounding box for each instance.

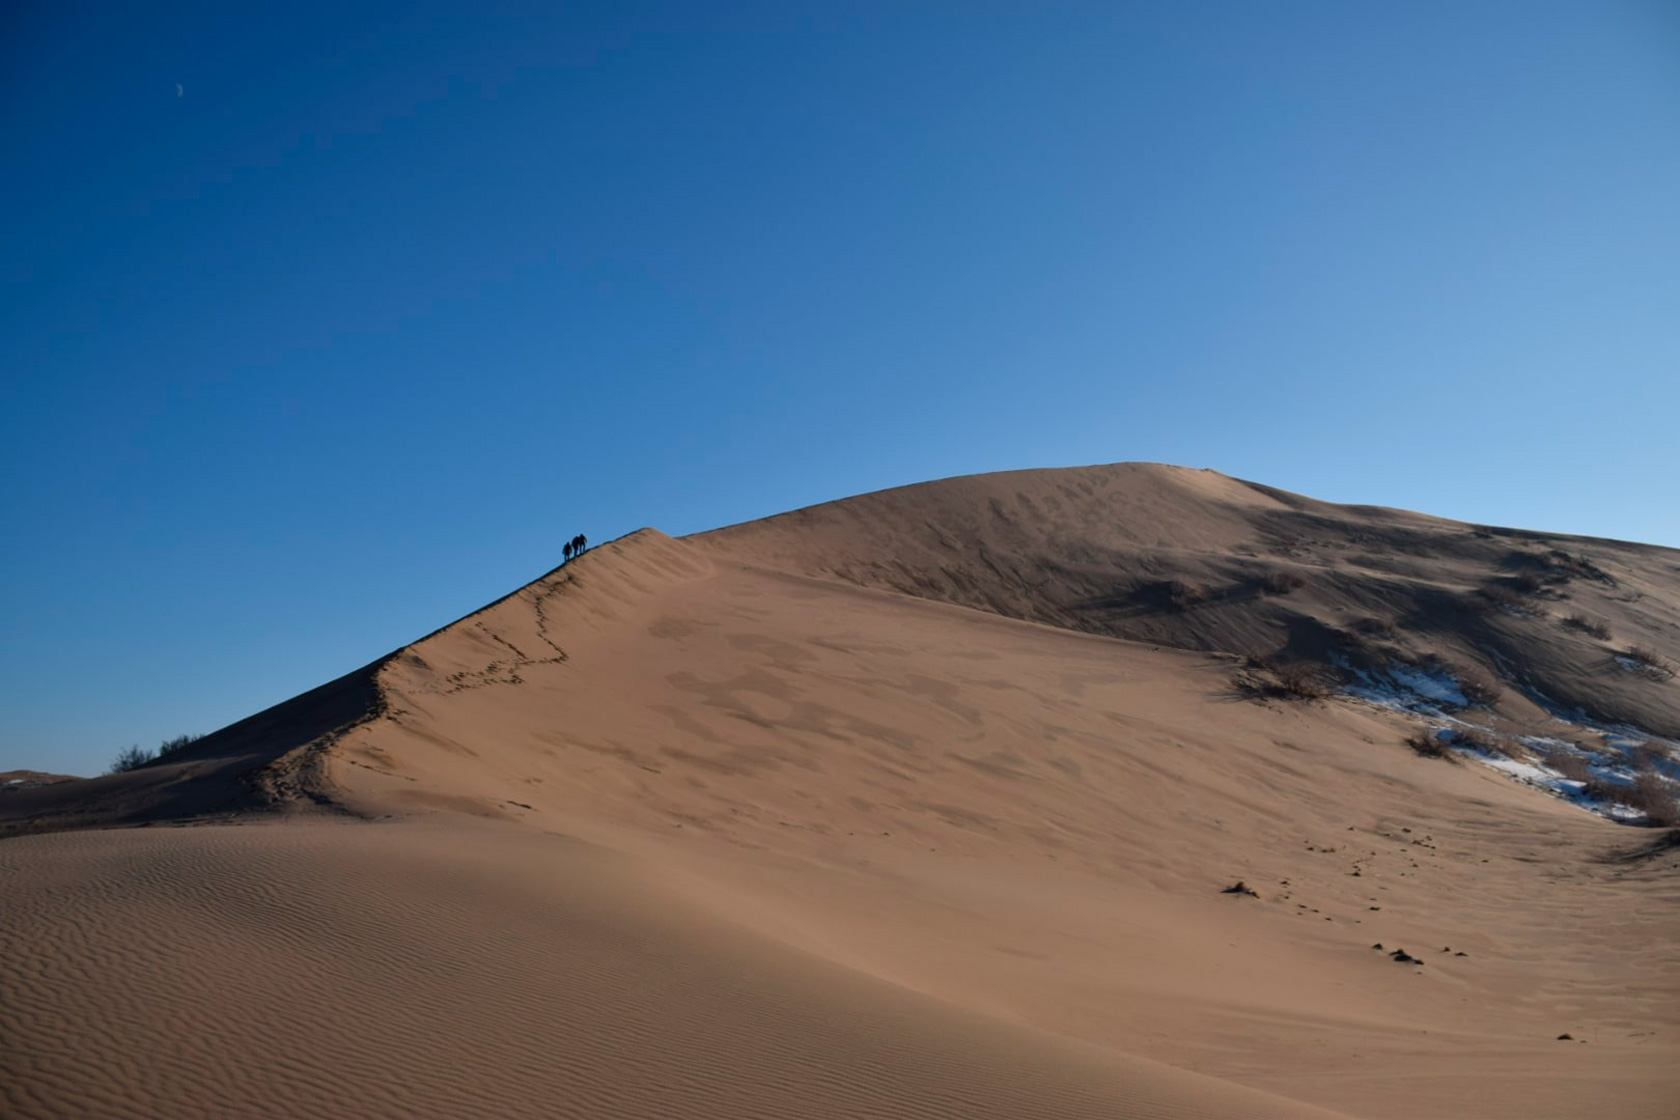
[577,533,587,554]
[564,541,574,562]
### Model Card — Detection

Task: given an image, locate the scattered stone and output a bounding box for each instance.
[1557,1033,1573,1041]
[1389,949,1420,964]
[1222,881,1259,897]
[1454,951,1468,957]
[1372,943,1384,950]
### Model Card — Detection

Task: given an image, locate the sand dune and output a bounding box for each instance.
[3,464,1677,1118]
[1,822,1352,1120]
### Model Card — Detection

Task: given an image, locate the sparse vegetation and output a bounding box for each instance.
[1260,570,1305,596]
[1623,773,1680,827]
[1475,583,1535,613]
[105,733,202,775]
[107,745,156,774]
[1453,664,1503,707]
[1502,548,1615,588]
[1407,731,1455,760]
[1629,744,1666,773]
[1622,646,1676,679]
[1543,748,1594,783]
[1444,727,1522,759]
[1265,660,1332,700]
[1233,658,1337,703]
[157,733,200,759]
[1561,613,1611,640]
[1162,579,1207,611]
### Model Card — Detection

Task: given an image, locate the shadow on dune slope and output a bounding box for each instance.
[690,463,1680,738]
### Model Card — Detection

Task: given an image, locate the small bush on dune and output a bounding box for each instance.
[1623,773,1680,827]
[1623,646,1676,679]
[157,733,201,759]
[1446,728,1522,759]
[1475,584,1528,612]
[1408,731,1455,761]
[1266,661,1332,700]
[1454,665,1503,707]
[1260,571,1305,596]
[1628,744,1667,773]
[107,745,156,774]
[1543,748,1594,783]
[1235,659,1335,702]
[105,732,202,775]
[1163,579,1208,611]
[1577,776,1622,804]
[1561,614,1611,641]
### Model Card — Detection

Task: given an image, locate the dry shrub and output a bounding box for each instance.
[157,733,200,759]
[1543,748,1594,783]
[1628,744,1667,773]
[1351,616,1396,639]
[107,745,155,774]
[1161,579,1207,611]
[1261,570,1306,595]
[1273,663,1331,700]
[1448,728,1521,758]
[1622,773,1680,827]
[1254,659,1332,701]
[1502,549,1613,587]
[1624,646,1677,679]
[1408,731,1455,760]
[1578,776,1622,804]
[1476,584,1531,612]
[1561,614,1611,641]
[1453,664,1503,707]
[105,732,201,776]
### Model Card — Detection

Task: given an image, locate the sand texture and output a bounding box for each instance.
[4,464,1677,1118]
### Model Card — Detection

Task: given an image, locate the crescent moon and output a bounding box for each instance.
[176,83,184,98]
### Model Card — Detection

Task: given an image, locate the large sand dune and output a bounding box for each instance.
[4,464,1677,1118]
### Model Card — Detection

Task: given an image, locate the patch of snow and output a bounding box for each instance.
[1385,663,1468,707]
[1407,722,1676,827]
[1337,655,1678,825]
[1340,659,1470,716]
[1475,754,1554,784]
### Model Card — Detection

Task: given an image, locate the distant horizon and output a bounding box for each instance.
[5,1,1677,775]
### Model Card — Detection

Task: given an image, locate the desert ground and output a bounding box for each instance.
[4,464,1677,1118]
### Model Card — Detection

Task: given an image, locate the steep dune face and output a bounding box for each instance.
[4,468,1679,1119]
[693,463,1680,738]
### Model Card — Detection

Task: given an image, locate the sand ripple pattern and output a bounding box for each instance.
[0,822,1338,1119]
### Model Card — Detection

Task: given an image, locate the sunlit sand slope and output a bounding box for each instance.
[4,466,1678,1119]
[0,822,1350,1120]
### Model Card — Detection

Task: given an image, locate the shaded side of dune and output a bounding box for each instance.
[0,655,391,838]
[690,462,1680,738]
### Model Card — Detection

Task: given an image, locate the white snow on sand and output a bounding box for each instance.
[1341,663,1679,826]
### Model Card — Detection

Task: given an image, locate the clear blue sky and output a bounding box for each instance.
[4,1,1677,775]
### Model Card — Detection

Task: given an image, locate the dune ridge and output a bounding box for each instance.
[3,464,1677,1118]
